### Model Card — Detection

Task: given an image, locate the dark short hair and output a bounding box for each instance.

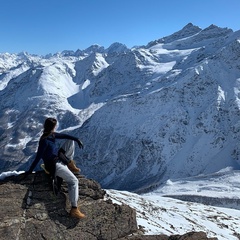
[43,118,57,133]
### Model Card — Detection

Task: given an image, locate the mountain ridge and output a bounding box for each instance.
[0,23,240,192]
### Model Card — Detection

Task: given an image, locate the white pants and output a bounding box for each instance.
[61,139,75,160]
[55,140,78,207]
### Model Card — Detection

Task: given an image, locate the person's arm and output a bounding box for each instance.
[26,139,47,173]
[54,132,84,148]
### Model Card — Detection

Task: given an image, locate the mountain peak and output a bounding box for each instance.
[106,42,129,53]
[84,44,105,54]
[182,22,202,33]
[201,24,233,34]
[146,23,202,47]
[163,23,202,42]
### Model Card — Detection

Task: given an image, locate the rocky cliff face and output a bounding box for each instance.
[0,171,216,240]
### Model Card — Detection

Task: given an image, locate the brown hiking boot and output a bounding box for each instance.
[68,160,80,173]
[70,207,85,219]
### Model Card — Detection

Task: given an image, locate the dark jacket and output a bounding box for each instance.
[28,132,79,176]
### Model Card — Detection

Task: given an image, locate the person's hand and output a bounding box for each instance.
[77,139,84,149]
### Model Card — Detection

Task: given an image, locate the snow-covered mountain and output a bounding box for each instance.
[107,168,240,240]
[1,23,240,193]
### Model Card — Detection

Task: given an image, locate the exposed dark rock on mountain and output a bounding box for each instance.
[120,231,217,239]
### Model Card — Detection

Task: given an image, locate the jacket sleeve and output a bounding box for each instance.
[54,132,79,142]
[28,139,47,173]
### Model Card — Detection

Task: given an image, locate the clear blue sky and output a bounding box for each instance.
[0,0,239,55]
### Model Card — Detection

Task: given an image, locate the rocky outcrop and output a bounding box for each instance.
[120,231,217,239]
[0,171,217,240]
[0,171,137,240]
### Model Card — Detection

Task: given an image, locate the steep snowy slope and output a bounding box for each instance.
[0,56,85,170]
[107,173,240,240]
[0,23,240,192]
[74,25,240,191]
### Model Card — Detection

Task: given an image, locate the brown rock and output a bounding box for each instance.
[120,232,217,240]
[0,171,218,240]
[168,231,218,240]
[0,171,137,240]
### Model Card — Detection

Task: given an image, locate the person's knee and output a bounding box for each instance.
[68,140,75,147]
[68,176,78,186]
[62,140,74,150]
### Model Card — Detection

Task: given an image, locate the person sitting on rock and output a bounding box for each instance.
[25,117,85,219]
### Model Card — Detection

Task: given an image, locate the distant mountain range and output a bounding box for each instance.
[1,23,240,192]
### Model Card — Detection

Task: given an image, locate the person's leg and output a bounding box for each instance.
[60,140,75,160]
[55,162,78,206]
[59,140,80,173]
[55,162,85,218]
